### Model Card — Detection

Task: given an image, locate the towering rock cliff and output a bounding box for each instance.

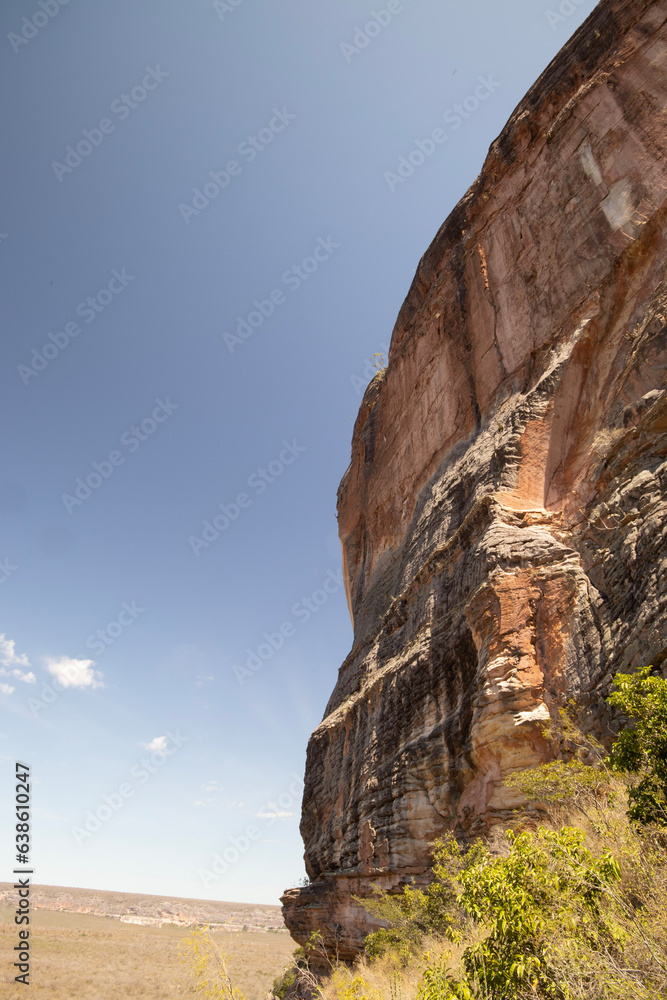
[282,0,667,966]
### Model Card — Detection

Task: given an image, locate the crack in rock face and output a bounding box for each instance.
[282,0,667,968]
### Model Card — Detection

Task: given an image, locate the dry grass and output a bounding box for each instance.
[0,907,295,1000]
[319,941,436,1000]
[316,784,667,1000]
[317,932,490,1000]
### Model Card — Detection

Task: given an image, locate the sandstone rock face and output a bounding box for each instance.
[282,0,667,966]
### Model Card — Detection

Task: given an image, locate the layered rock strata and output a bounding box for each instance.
[283,0,667,966]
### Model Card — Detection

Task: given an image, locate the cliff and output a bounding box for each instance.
[282,0,667,966]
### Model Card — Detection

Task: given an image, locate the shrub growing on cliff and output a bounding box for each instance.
[358,827,626,999]
[272,946,312,999]
[272,966,297,999]
[370,353,387,374]
[359,835,478,963]
[325,679,667,1000]
[346,817,667,1000]
[509,666,667,830]
[453,827,623,999]
[606,665,667,826]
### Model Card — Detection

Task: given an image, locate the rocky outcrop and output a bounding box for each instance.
[282,0,667,967]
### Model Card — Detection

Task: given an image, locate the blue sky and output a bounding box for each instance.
[1,0,598,905]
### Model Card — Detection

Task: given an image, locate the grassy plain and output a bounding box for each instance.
[0,906,294,1000]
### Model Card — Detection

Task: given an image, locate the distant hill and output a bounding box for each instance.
[0,882,287,931]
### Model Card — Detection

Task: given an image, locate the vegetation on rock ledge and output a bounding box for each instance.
[313,667,667,1000]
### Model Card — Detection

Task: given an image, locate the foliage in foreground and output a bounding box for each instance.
[322,668,667,1000]
[179,926,247,1000]
[354,824,639,999]
[607,664,667,825]
[335,811,667,999]
[273,946,311,999]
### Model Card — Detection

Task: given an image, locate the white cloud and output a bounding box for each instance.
[0,667,35,685]
[0,634,30,669]
[44,656,103,689]
[0,633,35,692]
[254,810,293,820]
[144,736,168,754]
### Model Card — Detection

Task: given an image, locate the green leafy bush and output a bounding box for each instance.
[359,835,478,964]
[325,673,667,1000]
[357,823,663,999]
[455,827,621,999]
[607,665,667,825]
[272,967,297,999]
